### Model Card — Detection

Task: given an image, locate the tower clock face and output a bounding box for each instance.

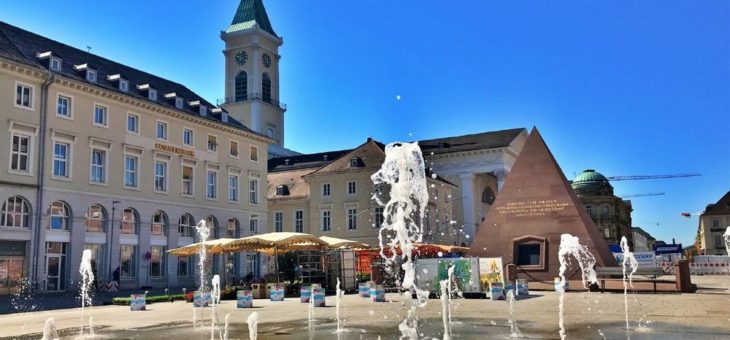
[235,50,248,66]
[262,53,272,68]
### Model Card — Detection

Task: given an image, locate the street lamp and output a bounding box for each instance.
[107,200,121,281]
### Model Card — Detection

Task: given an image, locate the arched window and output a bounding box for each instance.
[49,201,70,230]
[152,211,168,236]
[86,205,107,232]
[262,72,272,103]
[227,218,239,238]
[179,213,195,237]
[481,187,495,205]
[1,196,31,228]
[235,71,248,102]
[121,208,139,234]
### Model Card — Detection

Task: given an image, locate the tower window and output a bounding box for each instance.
[262,72,272,103]
[235,71,247,102]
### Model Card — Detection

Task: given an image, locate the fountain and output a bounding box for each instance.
[308,284,315,333]
[439,278,450,340]
[371,141,430,338]
[620,236,638,331]
[79,249,95,336]
[558,234,598,340]
[194,219,211,328]
[247,312,259,340]
[335,277,343,333]
[223,313,231,340]
[41,317,58,340]
[724,227,730,255]
[211,274,222,340]
[506,290,521,338]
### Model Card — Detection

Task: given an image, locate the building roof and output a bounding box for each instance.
[418,128,525,155]
[268,148,353,173]
[632,227,656,241]
[267,168,313,200]
[571,169,614,196]
[703,191,730,216]
[226,0,277,37]
[0,21,266,138]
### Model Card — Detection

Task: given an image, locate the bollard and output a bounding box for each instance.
[675,260,692,293]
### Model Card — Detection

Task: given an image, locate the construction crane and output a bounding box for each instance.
[607,173,701,181]
[618,192,666,198]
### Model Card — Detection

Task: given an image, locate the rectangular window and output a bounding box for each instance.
[347,208,357,230]
[148,246,165,278]
[322,183,331,197]
[178,256,193,277]
[156,121,168,140]
[124,155,138,188]
[10,134,31,172]
[207,170,217,199]
[250,146,258,162]
[86,70,96,82]
[120,245,137,279]
[84,244,104,278]
[249,216,258,235]
[53,142,69,178]
[714,235,724,249]
[182,165,194,196]
[249,178,258,204]
[516,244,542,266]
[374,207,384,228]
[207,135,217,152]
[321,210,331,231]
[93,105,107,127]
[229,140,239,158]
[119,80,128,92]
[347,181,356,194]
[713,219,720,228]
[154,160,168,192]
[175,97,183,109]
[294,210,304,233]
[50,58,61,71]
[15,83,33,109]
[228,174,239,202]
[149,89,157,101]
[56,95,71,117]
[151,213,165,236]
[274,212,283,232]
[183,128,194,147]
[121,209,136,234]
[127,114,139,134]
[90,149,106,183]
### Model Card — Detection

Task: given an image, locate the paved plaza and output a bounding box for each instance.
[1,275,729,339]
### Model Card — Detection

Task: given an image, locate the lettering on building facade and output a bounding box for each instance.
[155,143,195,157]
[495,199,572,217]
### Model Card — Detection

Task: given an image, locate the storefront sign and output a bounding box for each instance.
[155,143,194,157]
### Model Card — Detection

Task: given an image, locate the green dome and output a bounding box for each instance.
[571,169,613,195]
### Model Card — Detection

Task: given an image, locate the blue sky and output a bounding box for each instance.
[2,0,728,246]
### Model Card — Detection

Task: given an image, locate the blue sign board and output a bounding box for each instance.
[654,244,682,254]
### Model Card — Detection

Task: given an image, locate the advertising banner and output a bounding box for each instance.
[130,294,146,311]
[613,252,657,269]
[193,291,212,307]
[478,257,504,291]
[237,290,253,308]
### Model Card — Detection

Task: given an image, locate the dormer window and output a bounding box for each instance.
[86,69,96,82]
[175,98,184,109]
[149,89,157,101]
[119,80,129,92]
[74,64,97,82]
[350,157,364,168]
[50,57,61,71]
[276,185,290,196]
[200,106,207,116]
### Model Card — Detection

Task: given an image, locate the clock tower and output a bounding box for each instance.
[221,0,287,153]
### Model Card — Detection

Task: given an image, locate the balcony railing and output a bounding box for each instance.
[217,93,287,111]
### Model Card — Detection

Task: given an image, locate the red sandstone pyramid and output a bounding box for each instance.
[469,127,616,281]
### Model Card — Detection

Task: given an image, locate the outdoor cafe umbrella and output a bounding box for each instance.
[319,235,371,250]
[225,232,329,283]
[167,238,238,256]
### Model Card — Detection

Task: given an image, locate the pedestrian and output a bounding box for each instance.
[113,266,120,283]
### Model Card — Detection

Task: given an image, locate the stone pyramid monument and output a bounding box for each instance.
[469,127,617,281]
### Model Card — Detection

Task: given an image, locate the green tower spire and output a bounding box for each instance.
[226,0,277,36]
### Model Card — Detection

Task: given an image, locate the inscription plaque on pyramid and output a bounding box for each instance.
[469,127,616,281]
